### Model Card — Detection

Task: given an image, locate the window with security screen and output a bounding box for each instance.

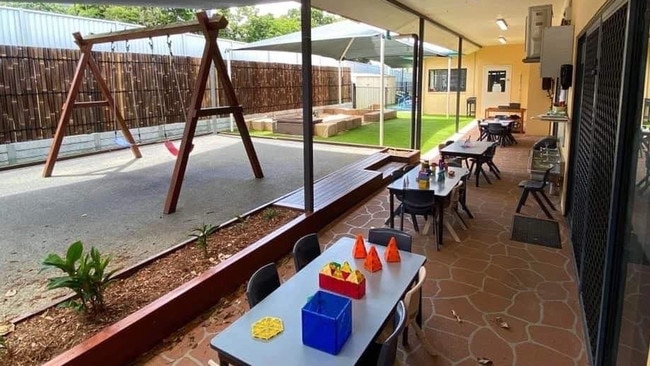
[428,69,467,92]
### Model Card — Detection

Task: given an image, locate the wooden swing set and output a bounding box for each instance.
[42,11,264,214]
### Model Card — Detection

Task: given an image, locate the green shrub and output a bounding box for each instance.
[41,241,118,313]
[189,223,215,258]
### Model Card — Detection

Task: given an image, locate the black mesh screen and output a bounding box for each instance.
[571,32,598,273]
[568,4,628,359]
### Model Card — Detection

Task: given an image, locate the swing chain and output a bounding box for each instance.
[125,39,130,53]
[148,37,154,52]
[166,35,174,57]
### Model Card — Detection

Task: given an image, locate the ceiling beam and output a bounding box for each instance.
[384,0,482,50]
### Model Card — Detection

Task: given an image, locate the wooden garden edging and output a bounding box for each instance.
[43,212,313,366]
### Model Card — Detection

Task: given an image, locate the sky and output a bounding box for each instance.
[255,1,299,16]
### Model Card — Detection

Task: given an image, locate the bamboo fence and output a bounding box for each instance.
[0,45,351,143]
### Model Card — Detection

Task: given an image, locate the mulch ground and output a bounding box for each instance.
[0,207,299,365]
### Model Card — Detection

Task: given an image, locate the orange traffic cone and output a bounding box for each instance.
[384,237,401,263]
[353,234,367,259]
[364,246,383,272]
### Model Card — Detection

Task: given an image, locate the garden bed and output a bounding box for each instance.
[0,206,300,366]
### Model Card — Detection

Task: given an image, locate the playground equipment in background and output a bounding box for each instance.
[42,12,264,214]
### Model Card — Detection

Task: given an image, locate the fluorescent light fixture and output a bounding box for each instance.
[498,36,507,44]
[496,18,508,31]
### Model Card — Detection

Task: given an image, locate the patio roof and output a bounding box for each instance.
[29,0,567,54]
[234,20,454,68]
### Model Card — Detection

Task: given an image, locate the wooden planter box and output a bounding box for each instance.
[40,173,380,365]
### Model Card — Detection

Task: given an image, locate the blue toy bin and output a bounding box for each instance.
[301,290,352,355]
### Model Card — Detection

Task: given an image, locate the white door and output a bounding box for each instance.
[482,65,511,109]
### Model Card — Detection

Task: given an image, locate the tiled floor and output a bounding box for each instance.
[139,131,589,366]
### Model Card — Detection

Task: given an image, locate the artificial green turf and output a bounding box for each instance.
[249,112,474,153]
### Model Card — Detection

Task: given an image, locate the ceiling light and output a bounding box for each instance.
[496,18,508,31]
[498,36,507,44]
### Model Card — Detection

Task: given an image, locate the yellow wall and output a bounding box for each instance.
[422,44,553,134]
[525,63,552,135]
[419,0,610,143]
[422,54,477,116]
[573,0,608,36]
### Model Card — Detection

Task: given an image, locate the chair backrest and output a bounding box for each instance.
[403,267,426,324]
[484,143,497,158]
[391,168,405,181]
[401,189,436,213]
[368,228,412,252]
[292,233,321,272]
[541,164,554,185]
[445,180,463,210]
[246,263,280,308]
[376,300,407,366]
[487,123,506,134]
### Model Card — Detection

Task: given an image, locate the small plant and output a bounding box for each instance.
[189,223,215,258]
[262,207,278,221]
[234,215,249,230]
[0,334,6,349]
[41,241,118,313]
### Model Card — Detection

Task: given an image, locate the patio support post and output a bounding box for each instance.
[301,0,314,214]
[379,34,385,146]
[338,60,342,105]
[227,46,234,132]
[410,34,418,149]
[455,37,463,132]
[446,56,451,118]
[416,18,425,150]
[338,38,354,106]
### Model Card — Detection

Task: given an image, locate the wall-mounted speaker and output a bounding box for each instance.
[542,77,553,91]
[560,64,573,89]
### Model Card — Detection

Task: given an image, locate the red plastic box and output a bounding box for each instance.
[318,272,366,299]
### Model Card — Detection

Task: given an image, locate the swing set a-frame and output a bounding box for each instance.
[42,11,264,214]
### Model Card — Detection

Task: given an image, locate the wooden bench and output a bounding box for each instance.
[343,152,392,171]
[275,168,383,211]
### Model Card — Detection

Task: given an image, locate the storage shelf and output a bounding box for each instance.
[536,114,570,123]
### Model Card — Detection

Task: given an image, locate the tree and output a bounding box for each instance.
[286,8,339,28]
[215,7,340,43]
[1,2,195,27]
[0,3,340,42]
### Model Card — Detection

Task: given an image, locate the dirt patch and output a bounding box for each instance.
[0,206,300,365]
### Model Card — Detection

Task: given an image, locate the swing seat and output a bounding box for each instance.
[114,136,132,148]
[164,140,180,156]
[164,140,195,156]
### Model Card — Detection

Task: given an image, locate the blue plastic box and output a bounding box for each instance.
[301,290,352,355]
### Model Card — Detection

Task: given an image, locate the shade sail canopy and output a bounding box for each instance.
[234,20,453,68]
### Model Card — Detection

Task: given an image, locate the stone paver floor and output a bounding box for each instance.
[137,130,588,366]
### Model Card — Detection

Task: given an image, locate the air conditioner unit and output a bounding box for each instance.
[524,4,553,62]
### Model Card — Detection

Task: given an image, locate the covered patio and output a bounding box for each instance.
[139,127,587,366]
